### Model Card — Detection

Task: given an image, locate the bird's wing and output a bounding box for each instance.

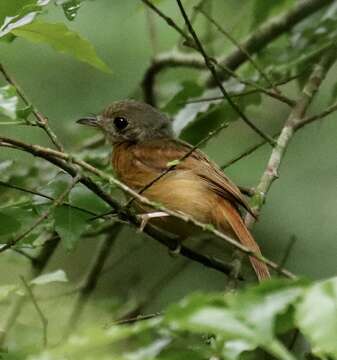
[130,138,254,215]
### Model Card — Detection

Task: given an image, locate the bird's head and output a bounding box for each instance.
[77,100,173,144]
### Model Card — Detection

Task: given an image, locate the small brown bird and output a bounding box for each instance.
[77,100,270,281]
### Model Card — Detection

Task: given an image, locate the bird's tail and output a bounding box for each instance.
[214,200,270,281]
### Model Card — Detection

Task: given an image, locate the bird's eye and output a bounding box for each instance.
[113,116,128,131]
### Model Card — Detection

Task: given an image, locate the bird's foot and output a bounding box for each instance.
[169,241,182,257]
[137,211,169,232]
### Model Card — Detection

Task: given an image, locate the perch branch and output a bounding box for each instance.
[0,137,296,278]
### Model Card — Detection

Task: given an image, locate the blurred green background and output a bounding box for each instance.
[1,0,337,346]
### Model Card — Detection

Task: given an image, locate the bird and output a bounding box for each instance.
[77,99,270,281]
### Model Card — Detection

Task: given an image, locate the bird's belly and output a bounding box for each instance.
[131,171,224,238]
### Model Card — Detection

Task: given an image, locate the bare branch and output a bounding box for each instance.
[246,52,336,226]
[206,0,334,86]
[295,100,337,130]
[142,51,205,105]
[140,0,194,48]
[64,224,122,338]
[221,132,279,170]
[20,276,48,347]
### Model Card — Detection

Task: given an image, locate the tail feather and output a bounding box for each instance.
[214,201,270,281]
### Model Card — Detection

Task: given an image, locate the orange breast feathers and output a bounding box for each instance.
[112,138,270,281]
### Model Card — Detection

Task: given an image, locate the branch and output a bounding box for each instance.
[140,0,331,104]
[0,63,64,151]
[221,132,279,170]
[223,50,337,280]
[0,234,59,346]
[206,0,334,86]
[246,51,336,225]
[142,51,205,105]
[141,0,195,47]
[0,137,296,278]
[197,5,280,94]
[175,0,276,146]
[20,276,48,347]
[295,100,337,130]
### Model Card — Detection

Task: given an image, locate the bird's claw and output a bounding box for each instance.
[137,211,169,232]
[169,241,181,257]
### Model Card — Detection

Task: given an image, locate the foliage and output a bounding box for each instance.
[0,0,337,359]
[3,278,330,360]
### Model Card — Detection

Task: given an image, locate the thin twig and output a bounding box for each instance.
[278,236,297,270]
[0,63,64,151]
[184,72,297,106]
[0,235,59,346]
[213,62,295,106]
[221,132,279,170]
[295,100,337,130]
[112,312,162,326]
[63,224,123,338]
[0,180,97,217]
[197,5,280,93]
[221,98,337,170]
[175,0,276,146]
[20,276,48,347]
[145,5,159,57]
[0,175,80,253]
[140,0,195,49]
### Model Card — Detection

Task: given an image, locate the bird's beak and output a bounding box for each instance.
[76,116,99,127]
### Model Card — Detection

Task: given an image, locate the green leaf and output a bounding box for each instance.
[0,1,50,38]
[12,21,112,74]
[30,269,68,285]
[54,206,88,250]
[69,184,110,214]
[296,277,337,358]
[162,81,203,116]
[0,211,21,235]
[165,281,303,360]
[179,103,229,144]
[0,284,18,302]
[16,105,33,120]
[0,85,19,120]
